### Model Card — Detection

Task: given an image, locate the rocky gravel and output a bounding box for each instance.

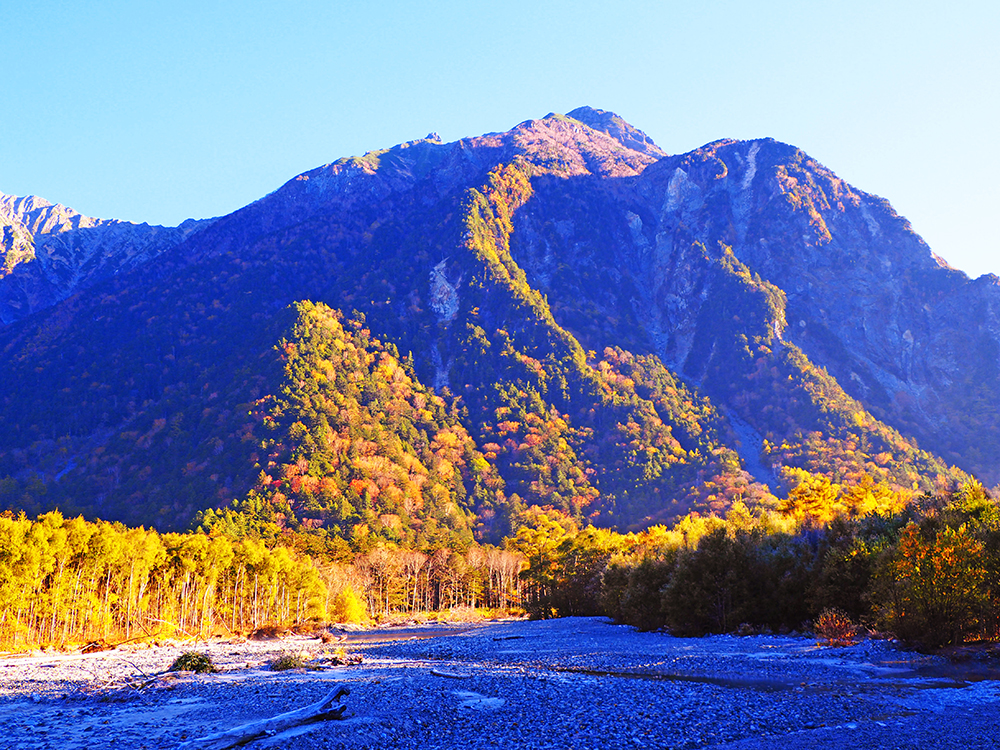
[1,617,998,749]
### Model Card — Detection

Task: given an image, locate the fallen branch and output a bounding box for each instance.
[144,618,201,644]
[431,668,470,679]
[177,686,350,749]
[129,671,181,691]
[114,629,163,647]
[121,658,154,681]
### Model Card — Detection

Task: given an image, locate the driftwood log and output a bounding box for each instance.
[177,686,350,749]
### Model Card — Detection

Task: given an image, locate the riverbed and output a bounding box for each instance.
[1,617,998,749]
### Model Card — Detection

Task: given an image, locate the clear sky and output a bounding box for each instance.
[2,1,997,277]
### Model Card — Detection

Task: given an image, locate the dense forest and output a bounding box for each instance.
[515,478,1000,649]
[0,509,526,649]
[4,476,997,652]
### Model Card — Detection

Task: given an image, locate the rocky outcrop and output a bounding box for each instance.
[638,140,1000,480]
[566,106,665,159]
[0,193,211,324]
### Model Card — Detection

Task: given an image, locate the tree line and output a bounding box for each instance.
[516,478,1000,649]
[5,473,999,652]
[0,510,525,650]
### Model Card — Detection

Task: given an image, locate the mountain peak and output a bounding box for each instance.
[566,106,665,158]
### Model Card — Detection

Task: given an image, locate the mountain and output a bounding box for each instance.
[609,138,1000,482]
[0,193,211,324]
[0,107,988,541]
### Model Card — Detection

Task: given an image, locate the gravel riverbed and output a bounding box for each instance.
[1,617,999,749]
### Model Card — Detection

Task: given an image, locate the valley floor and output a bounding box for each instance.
[1,618,999,749]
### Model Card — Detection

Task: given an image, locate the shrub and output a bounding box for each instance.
[873,522,988,648]
[269,653,309,671]
[619,557,676,631]
[330,585,367,624]
[598,561,631,623]
[661,529,758,636]
[169,652,218,673]
[327,646,362,666]
[815,608,856,647]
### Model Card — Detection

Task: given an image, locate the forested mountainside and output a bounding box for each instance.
[0,107,990,542]
[0,193,210,324]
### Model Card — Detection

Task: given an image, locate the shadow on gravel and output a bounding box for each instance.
[550,666,795,692]
[339,625,481,644]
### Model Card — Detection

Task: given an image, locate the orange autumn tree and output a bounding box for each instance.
[876,522,988,647]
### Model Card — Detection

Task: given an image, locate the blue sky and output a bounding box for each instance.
[2,1,998,277]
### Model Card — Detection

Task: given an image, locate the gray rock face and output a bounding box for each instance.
[511,133,1000,482]
[566,106,666,158]
[0,193,211,324]
[637,138,1000,478]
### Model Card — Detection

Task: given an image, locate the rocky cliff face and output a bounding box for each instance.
[504,122,1000,483]
[638,139,1000,480]
[0,193,211,324]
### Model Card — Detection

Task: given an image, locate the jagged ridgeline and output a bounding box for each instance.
[0,108,976,541]
[0,193,210,325]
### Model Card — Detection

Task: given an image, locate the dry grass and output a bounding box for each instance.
[268,653,309,671]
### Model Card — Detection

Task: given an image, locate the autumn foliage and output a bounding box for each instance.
[514,479,1000,649]
[0,509,526,649]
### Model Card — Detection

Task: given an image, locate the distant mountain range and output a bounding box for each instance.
[0,193,211,324]
[2,107,995,540]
